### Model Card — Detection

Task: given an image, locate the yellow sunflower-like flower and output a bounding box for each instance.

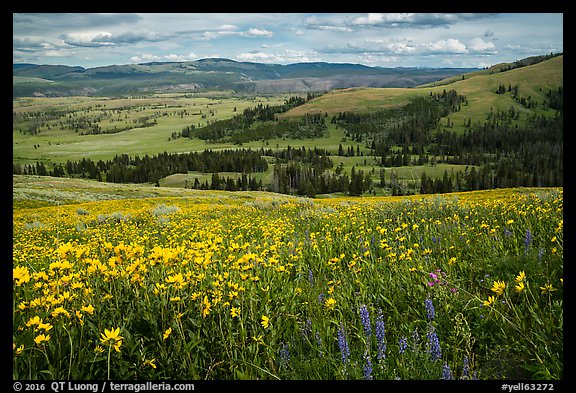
[143,358,157,369]
[13,266,31,286]
[324,297,337,310]
[230,307,240,318]
[483,295,496,307]
[201,296,211,318]
[81,304,95,315]
[491,280,506,296]
[34,334,51,346]
[26,315,42,328]
[51,306,70,318]
[100,327,123,352]
[14,344,25,356]
[540,283,557,295]
[261,315,270,329]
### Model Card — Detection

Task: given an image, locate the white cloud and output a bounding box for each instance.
[60,29,168,48]
[304,15,353,32]
[352,13,414,26]
[201,27,273,40]
[246,28,273,37]
[235,49,319,64]
[350,13,498,28]
[468,37,497,53]
[426,39,468,54]
[130,54,160,62]
[129,52,198,63]
[365,38,418,55]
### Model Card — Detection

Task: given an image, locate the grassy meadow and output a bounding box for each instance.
[13,93,292,165]
[12,175,563,380]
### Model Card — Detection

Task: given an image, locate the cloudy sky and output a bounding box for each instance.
[13,13,563,69]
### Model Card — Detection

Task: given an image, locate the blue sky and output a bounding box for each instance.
[13,13,563,69]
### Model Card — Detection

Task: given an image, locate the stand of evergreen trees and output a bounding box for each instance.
[13,149,269,185]
[190,94,322,143]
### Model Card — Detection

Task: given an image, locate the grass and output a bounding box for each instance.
[13,93,292,165]
[12,175,563,380]
[284,55,563,135]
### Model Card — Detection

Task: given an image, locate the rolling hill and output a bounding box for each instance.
[13,58,476,97]
[282,54,563,133]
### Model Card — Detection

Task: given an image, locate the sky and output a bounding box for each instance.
[13,13,563,69]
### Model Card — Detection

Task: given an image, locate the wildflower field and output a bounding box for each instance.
[12,183,563,380]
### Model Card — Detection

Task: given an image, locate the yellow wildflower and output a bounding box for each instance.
[100,327,123,352]
[81,304,95,315]
[26,315,42,328]
[51,306,70,318]
[515,271,526,283]
[261,315,270,329]
[491,280,506,296]
[514,281,525,293]
[201,296,211,318]
[163,327,172,340]
[483,295,496,307]
[15,344,25,356]
[34,334,51,346]
[324,297,337,310]
[540,283,557,295]
[38,322,53,332]
[13,266,31,286]
[143,358,157,369]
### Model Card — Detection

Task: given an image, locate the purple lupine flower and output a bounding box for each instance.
[398,337,408,354]
[279,342,290,369]
[524,229,532,255]
[425,297,435,321]
[411,328,420,352]
[308,269,314,286]
[538,248,544,262]
[300,318,312,338]
[503,227,512,237]
[460,356,470,380]
[441,362,453,380]
[315,331,323,358]
[359,305,372,339]
[427,325,442,361]
[375,308,386,361]
[363,350,373,380]
[337,324,350,364]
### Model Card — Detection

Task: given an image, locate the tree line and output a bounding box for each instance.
[13,149,269,185]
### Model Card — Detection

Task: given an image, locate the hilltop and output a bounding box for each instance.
[282,54,563,133]
[13,58,476,97]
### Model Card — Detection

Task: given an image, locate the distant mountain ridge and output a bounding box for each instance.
[13,58,478,97]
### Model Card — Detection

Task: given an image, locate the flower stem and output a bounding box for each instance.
[107,345,112,380]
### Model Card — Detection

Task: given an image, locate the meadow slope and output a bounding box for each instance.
[13,175,563,380]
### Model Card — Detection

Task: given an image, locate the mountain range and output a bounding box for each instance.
[13,58,477,96]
